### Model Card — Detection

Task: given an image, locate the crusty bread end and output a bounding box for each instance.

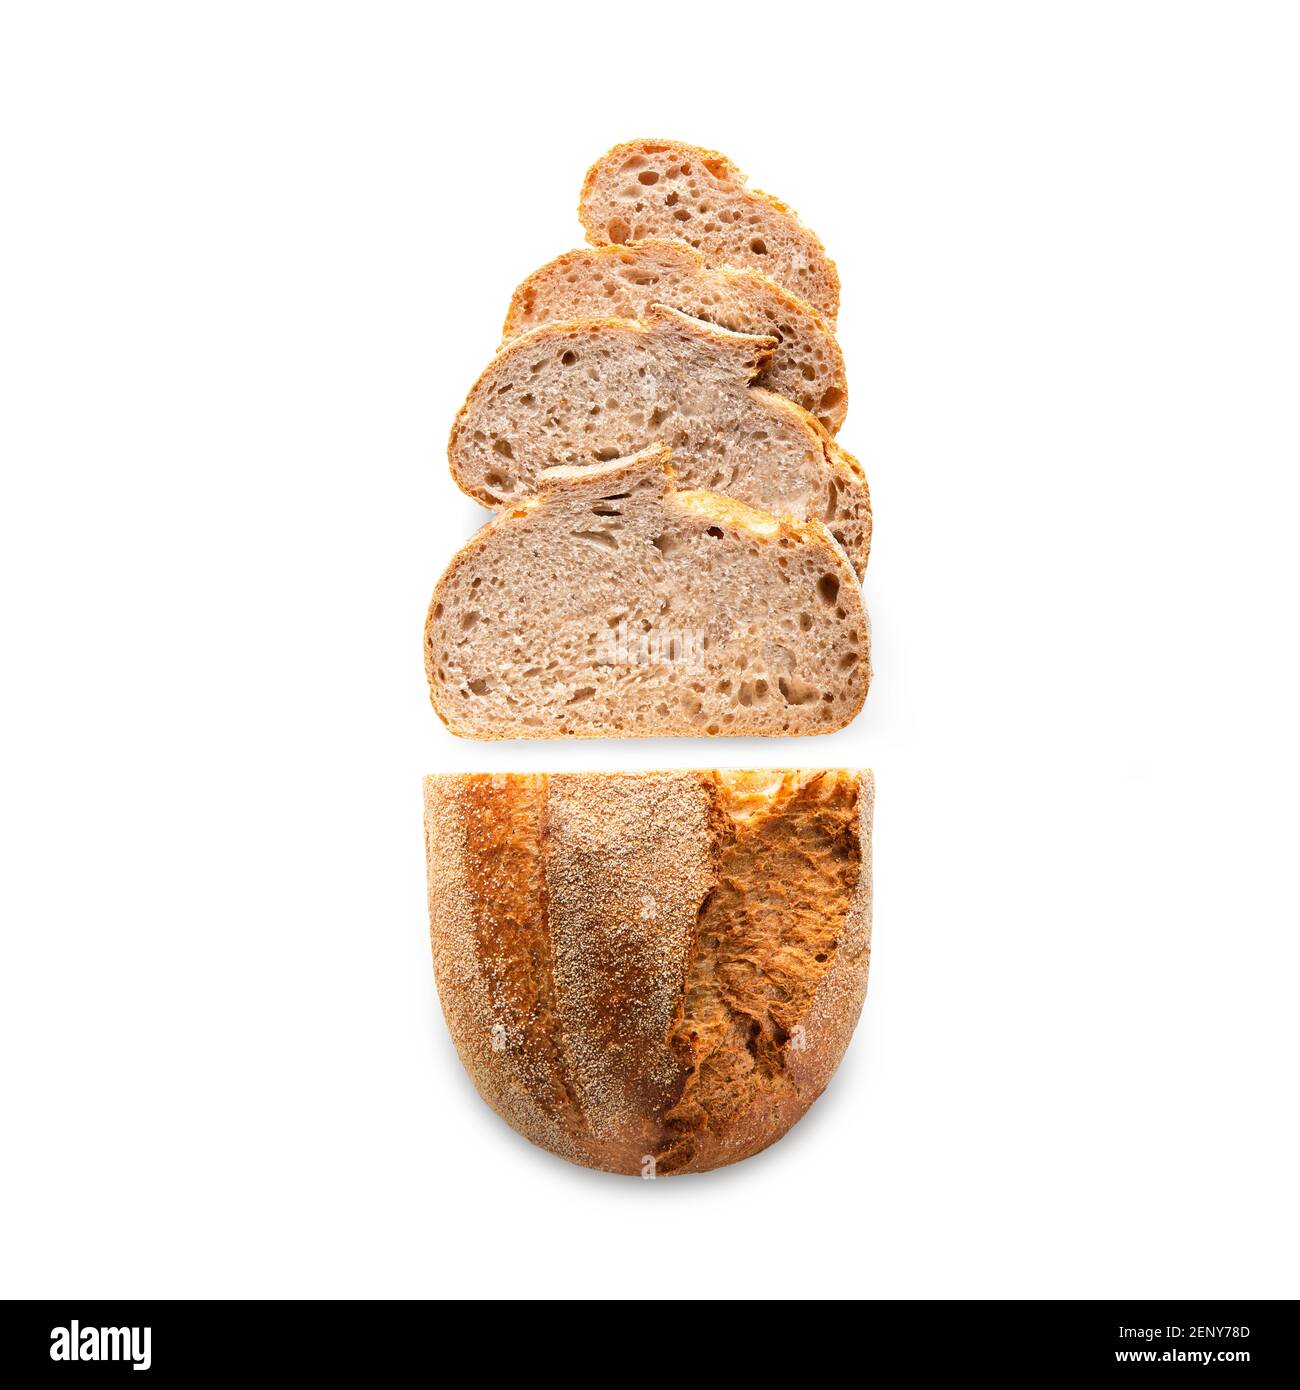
[425,768,874,1175]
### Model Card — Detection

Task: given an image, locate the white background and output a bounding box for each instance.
[2,1,1297,1300]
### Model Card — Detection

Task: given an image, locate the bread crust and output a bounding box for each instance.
[425,769,874,1175]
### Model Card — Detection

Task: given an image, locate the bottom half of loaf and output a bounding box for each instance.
[424,768,874,1176]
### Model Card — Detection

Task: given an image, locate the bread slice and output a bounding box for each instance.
[450,304,870,575]
[504,240,849,433]
[426,447,870,739]
[425,767,874,1175]
[579,139,841,323]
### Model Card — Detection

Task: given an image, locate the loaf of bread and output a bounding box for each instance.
[425,768,874,1175]
[503,240,848,433]
[450,304,869,575]
[580,139,841,323]
[426,447,870,739]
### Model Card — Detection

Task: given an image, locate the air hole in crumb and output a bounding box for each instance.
[705,526,723,538]
[817,574,840,606]
[468,677,491,695]
[560,350,577,366]
[638,170,660,185]
[750,238,767,254]
[492,439,513,459]
[778,675,819,706]
[608,219,631,242]
[572,529,619,552]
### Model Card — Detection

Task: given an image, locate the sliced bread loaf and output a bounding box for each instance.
[504,240,848,433]
[425,768,874,1175]
[579,140,841,323]
[426,447,870,739]
[450,304,870,575]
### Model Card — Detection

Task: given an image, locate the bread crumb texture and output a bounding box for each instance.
[426,448,871,740]
[424,769,874,1175]
[579,140,841,323]
[503,240,848,432]
[450,304,869,573]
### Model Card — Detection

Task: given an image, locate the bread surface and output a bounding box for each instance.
[580,139,841,322]
[426,447,870,740]
[504,240,848,433]
[450,304,870,574]
[424,768,874,1175]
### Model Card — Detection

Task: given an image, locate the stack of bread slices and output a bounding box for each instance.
[424,141,875,1178]
[426,138,871,740]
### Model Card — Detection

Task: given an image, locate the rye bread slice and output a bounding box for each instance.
[504,240,848,433]
[450,304,870,575]
[580,139,840,322]
[426,447,870,739]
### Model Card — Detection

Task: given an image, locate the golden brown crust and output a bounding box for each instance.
[424,769,874,1175]
[423,774,590,1164]
[543,773,716,1171]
